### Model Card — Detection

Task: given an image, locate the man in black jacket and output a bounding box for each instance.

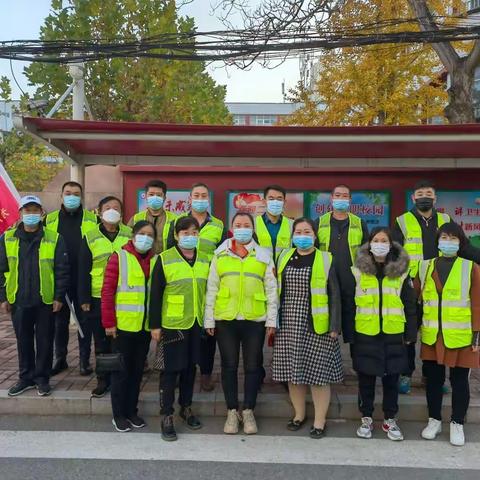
[0,195,69,397]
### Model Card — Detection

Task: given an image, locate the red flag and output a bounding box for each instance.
[0,163,20,235]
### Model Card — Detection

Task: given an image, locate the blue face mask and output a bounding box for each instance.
[332,199,350,212]
[178,235,198,250]
[146,195,164,210]
[266,200,284,216]
[23,213,42,227]
[233,228,253,244]
[133,234,154,253]
[191,199,209,213]
[293,235,314,250]
[438,240,459,257]
[63,194,81,210]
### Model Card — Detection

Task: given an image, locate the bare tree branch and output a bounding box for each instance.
[466,39,480,72]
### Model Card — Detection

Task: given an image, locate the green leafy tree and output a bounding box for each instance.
[25,0,231,124]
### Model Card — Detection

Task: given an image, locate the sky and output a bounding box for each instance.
[0,0,301,103]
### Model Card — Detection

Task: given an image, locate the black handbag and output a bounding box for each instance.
[95,353,125,375]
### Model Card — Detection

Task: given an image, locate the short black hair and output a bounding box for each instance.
[191,182,209,191]
[98,195,123,212]
[264,185,286,198]
[368,226,393,244]
[413,180,435,193]
[437,222,468,250]
[145,180,167,195]
[175,215,200,234]
[292,217,319,248]
[62,181,83,193]
[332,184,351,195]
[132,220,156,239]
[231,211,255,227]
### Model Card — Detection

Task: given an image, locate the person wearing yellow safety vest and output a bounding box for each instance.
[170,183,227,393]
[101,220,157,433]
[44,180,98,377]
[204,212,278,436]
[149,216,210,442]
[128,179,177,254]
[0,195,69,398]
[272,218,343,440]
[393,180,480,395]
[78,196,132,398]
[413,222,480,447]
[351,228,417,442]
[315,184,369,350]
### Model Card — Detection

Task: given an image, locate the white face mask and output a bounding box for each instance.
[102,208,121,224]
[370,242,390,258]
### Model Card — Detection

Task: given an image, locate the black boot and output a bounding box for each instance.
[80,359,93,376]
[51,359,68,376]
[161,415,177,442]
[180,406,202,430]
[91,378,110,398]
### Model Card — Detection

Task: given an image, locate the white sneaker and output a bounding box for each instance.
[421,418,442,440]
[356,416,373,439]
[450,421,465,446]
[242,409,258,435]
[382,418,404,441]
[224,409,241,434]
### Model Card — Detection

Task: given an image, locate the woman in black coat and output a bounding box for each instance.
[350,227,417,442]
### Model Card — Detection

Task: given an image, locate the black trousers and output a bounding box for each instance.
[85,298,111,383]
[11,303,55,385]
[54,292,93,364]
[110,330,151,419]
[199,332,216,376]
[160,364,196,416]
[402,343,416,377]
[358,372,400,419]
[423,360,470,424]
[216,320,265,410]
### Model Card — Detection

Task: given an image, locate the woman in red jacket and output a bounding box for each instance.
[101,220,156,433]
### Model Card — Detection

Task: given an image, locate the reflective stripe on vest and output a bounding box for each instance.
[317,212,363,263]
[351,267,407,336]
[396,211,450,278]
[115,250,157,332]
[45,209,98,238]
[255,215,292,260]
[4,227,58,305]
[278,248,332,334]
[85,224,131,298]
[133,209,177,252]
[419,257,473,349]
[160,247,210,330]
[214,248,269,320]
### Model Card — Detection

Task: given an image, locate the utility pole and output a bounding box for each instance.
[69,62,85,186]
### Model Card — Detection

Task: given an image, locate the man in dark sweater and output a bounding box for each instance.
[0,195,69,396]
[44,181,98,376]
[393,179,480,394]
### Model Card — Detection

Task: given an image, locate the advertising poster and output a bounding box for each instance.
[407,190,480,248]
[137,189,214,215]
[227,191,304,225]
[306,191,390,230]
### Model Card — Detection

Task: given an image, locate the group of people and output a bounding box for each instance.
[0,179,479,447]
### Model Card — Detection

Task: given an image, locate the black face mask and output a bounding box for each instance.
[415,197,434,212]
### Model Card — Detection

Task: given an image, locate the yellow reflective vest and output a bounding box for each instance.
[115,249,157,332]
[317,212,363,263]
[396,211,450,278]
[255,215,292,260]
[160,247,210,330]
[352,267,408,336]
[4,227,58,305]
[278,248,332,335]
[214,247,270,320]
[419,257,473,349]
[85,224,131,298]
[133,209,177,253]
[45,209,97,238]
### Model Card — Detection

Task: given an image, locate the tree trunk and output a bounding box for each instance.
[445,59,476,124]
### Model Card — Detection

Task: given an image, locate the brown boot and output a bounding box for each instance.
[200,374,214,392]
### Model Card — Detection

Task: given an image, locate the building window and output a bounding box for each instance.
[233,115,247,126]
[251,115,277,126]
[468,0,480,12]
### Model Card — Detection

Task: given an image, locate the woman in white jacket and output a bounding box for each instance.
[205,212,278,435]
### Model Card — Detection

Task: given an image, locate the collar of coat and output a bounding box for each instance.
[354,242,409,279]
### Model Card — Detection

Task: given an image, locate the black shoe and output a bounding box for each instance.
[37,384,52,397]
[7,380,35,397]
[179,406,202,430]
[287,417,307,432]
[161,415,177,441]
[79,361,93,376]
[51,359,68,376]
[112,417,131,433]
[127,415,146,428]
[91,379,110,398]
[309,425,327,439]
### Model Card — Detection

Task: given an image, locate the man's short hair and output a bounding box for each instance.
[62,181,83,193]
[263,184,286,198]
[145,180,167,194]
